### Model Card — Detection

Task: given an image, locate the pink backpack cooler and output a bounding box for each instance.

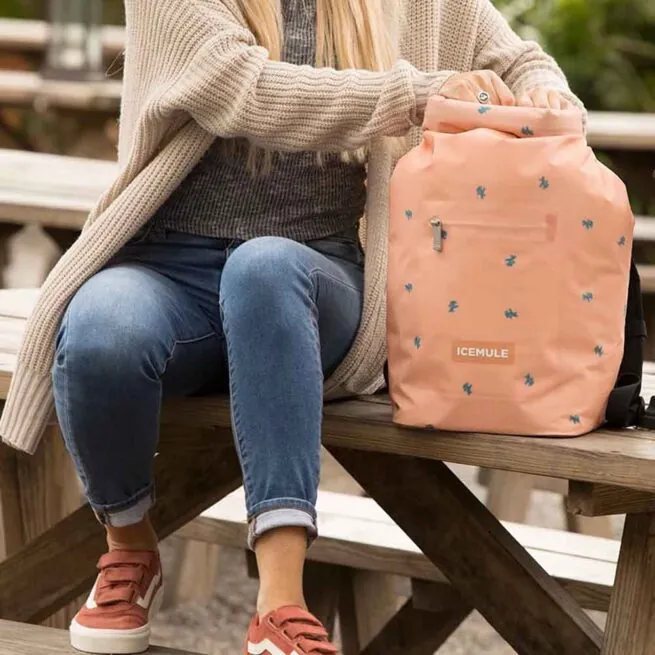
[388,96,636,437]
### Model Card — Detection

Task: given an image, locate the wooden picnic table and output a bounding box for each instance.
[0,290,654,653]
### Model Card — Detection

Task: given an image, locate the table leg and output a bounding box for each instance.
[601,512,655,654]
[0,445,24,559]
[16,425,85,629]
[329,447,603,655]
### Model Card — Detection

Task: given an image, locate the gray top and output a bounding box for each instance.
[151,0,366,241]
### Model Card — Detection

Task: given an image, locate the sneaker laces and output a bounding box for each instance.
[94,551,154,606]
[272,607,337,654]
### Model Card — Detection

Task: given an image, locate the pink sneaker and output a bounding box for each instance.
[70,550,163,654]
[245,605,337,655]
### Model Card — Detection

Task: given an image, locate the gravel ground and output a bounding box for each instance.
[9,229,618,654]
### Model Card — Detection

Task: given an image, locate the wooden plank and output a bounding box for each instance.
[0,149,116,230]
[602,512,655,655]
[586,112,655,150]
[330,448,603,655]
[0,70,122,111]
[0,619,201,655]
[0,19,125,56]
[163,393,655,494]
[568,481,655,517]
[0,426,241,624]
[634,216,655,242]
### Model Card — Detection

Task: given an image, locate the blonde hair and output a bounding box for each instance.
[235,0,402,169]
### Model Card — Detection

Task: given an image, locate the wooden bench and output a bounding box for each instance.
[0,69,122,111]
[174,489,619,655]
[2,288,655,653]
[0,619,200,655]
[1,146,654,284]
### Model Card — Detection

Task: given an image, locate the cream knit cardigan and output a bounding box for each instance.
[0,0,580,454]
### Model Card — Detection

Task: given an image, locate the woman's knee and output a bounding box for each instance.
[54,266,162,378]
[221,237,310,314]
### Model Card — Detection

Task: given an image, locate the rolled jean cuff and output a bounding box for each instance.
[248,499,318,550]
[92,488,154,528]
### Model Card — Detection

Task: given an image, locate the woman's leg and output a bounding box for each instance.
[53,258,226,654]
[54,262,225,532]
[219,235,363,618]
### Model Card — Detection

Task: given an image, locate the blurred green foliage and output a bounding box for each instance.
[494,0,655,112]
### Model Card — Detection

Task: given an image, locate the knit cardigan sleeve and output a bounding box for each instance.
[472,0,585,113]
[162,3,451,153]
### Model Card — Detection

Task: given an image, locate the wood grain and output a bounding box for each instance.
[0,446,24,560]
[330,448,603,655]
[0,619,201,654]
[16,426,85,628]
[602,512,655,655]
[568,482,655,517]
[0,426,241,624]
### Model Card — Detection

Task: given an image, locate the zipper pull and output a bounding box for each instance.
[430,218,443,252]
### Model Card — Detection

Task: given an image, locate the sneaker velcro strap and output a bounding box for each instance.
[95,585,137,606]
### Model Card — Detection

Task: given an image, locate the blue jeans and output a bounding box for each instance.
[52,227,363,547]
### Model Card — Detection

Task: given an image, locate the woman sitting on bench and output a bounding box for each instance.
[0,0,581,653]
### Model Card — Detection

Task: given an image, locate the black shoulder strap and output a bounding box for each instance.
[605,258,648,428]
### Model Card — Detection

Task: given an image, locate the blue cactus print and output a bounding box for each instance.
[463,383,473,396]
[414,336,422,350]
[405,209,413,220]
[505,254,517,267]
[582,219,594,230]
[448,300,459,313]
[524,373,535,387]
[594,345,604,357]
[582,292,594,302]
[617,235,627,247]
[476,186,487,200]
[569,415,581,425]
[539,176,550,190]
[505,308,519,320]
[478,105,492,115]
[405,283,413,293]
[521,126,534,136]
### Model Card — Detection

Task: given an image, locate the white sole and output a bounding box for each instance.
[70,584,164,654]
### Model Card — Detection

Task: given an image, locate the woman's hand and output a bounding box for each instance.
[517,88,572,110]
[439,70,515,106]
